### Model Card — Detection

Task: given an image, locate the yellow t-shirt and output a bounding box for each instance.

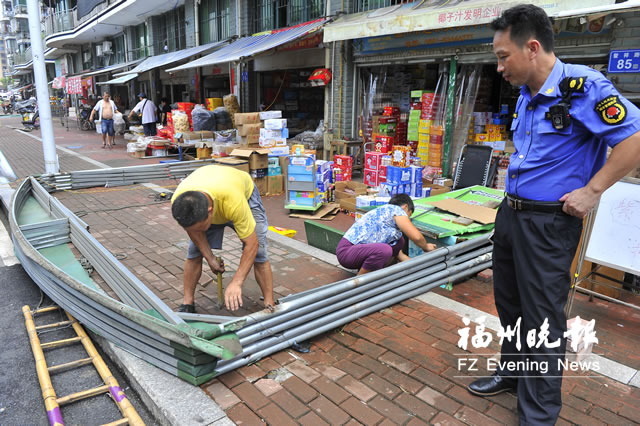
[171,165,256,239]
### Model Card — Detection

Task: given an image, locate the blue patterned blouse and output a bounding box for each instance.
[343,204,407,245]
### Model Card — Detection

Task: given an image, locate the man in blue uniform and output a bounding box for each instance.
[467,4,640,424]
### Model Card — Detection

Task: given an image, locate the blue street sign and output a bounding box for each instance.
[242,72,249,82]
[608,49,640,73]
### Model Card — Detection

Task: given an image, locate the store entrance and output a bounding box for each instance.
[258,68,324,137]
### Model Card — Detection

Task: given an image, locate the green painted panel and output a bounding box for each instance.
[17,196,54,226]
[304,220,345,255]
[39,246,98,290]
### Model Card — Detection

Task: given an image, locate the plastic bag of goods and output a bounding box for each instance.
[113,112,126,134]
[127,141,147,153]
[223,94,240,126]
[213,107,232,130]
[95,120,102,134]
[213,129,236,143]
[124,132,136,141]
[192,104,216,131]
[172,110,190,133]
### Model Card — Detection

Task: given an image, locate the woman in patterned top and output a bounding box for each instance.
[336,194,437,275]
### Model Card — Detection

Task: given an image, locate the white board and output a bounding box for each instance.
[584,178,640,275]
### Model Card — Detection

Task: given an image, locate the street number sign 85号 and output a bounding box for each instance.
[608,49,640,73]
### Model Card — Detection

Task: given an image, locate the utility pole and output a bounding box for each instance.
[27,0,59,174]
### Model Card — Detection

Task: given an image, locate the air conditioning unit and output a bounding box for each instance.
[95,45,103,57]
[83,52,91,62]
[102,41,112,54]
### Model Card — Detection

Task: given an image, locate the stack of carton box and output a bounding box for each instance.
[315,160,333,203]
[234,113,262,146]
[363,151,385,187]
[266,157,284,195]
[333,155,353,182]
[372,114,397,153]
[230,147,270,195]
[288,156,324,208]
[259,111,288,148]
[377,164,424,197]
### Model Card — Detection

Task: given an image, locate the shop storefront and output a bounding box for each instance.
[324,0,620,181]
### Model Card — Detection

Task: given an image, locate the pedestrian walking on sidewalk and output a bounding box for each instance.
[467,5,640,424]
[171,165,275,312]
[89,92,118,149]
[129,93,157,136]
[336,194,436,275]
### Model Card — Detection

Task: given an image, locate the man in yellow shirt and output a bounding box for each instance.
[171,165,275,312]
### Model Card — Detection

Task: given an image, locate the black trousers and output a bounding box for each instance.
[493,199,582,425]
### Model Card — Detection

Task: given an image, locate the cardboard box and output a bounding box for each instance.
[215,157,250,173]
[235,112,260,125]
[364,168,381,187]
[230,147,270,170]
[260,128,288,139]
[267,175,284,195]
[264,118,287,129]
[339,197,357,213]
[198,130,214,139]
[252,176,268,195]
[259,110,282,120]
[128,150,146,158]
[238,122,263,137]
[181,131,201,142]
[365,151,384,171]
[335,181,368,200]
[241,134,260,146]
[423,182,451,196]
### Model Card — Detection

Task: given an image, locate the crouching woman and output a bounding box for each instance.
[336,193,437,275]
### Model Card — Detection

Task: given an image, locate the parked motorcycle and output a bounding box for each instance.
[2,100,13,114]
[78,104,95,131]
[15,98,39,131]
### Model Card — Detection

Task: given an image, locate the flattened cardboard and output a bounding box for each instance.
[427,198,497,224]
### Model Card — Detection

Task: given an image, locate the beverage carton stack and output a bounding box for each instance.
[287,155,333,208]
[379,164,423,197]
[333,155,353,182]
[469,104,510,152]
[233,111,289,148]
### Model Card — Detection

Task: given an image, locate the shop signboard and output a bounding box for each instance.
[66,76,82,94]
[324,0,615,43]
[355,26,493,55]
[608,49,640,74]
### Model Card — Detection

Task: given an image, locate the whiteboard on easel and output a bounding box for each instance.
[584,177,640,275]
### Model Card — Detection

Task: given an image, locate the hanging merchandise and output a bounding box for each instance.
[424,68,448,179]
[448,65,482,175]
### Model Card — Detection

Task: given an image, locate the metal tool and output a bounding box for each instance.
[201,256,225,308]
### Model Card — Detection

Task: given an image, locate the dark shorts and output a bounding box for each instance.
[186,185,269,263]
[101,119,115,136]
[143,122,157,136]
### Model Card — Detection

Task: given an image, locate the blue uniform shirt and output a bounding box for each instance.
[507,59,640,201]
[343,204,407,245]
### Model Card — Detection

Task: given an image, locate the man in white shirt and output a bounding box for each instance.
[89,92,118,149]
[129,92,157,136]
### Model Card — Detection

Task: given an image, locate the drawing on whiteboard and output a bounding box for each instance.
[609,198,640,229]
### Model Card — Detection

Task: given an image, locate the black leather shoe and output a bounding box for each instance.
[468,374,516,396]
[177,303,196,313]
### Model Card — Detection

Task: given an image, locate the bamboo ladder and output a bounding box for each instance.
[22,305,145,426]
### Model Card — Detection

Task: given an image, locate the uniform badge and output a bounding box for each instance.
[595,95,626,125]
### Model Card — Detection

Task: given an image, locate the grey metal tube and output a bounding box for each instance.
[215,261,491,375]
[238,261,449,344]
[280,233,492,304]
[223,254,492,363]
[237,245,490,342]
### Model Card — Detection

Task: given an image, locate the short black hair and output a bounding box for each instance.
[389,193,414,214]
[161,97,168,103]
[491,4,554,53]
[171,191,210,228]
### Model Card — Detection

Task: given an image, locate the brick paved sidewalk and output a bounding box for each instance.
[2,117,640,425]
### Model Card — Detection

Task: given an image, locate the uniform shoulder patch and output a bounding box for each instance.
[595,95,626,125]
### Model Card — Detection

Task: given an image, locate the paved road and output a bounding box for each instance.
[0,213,155,425]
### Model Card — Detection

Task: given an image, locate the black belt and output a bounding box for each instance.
[505,194,564,213]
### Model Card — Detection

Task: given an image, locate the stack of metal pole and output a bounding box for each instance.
[184,235,493,376]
